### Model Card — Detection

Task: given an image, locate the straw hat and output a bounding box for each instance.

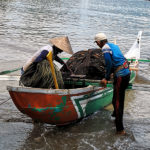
[49,36,73,54]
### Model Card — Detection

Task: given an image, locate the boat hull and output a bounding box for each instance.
[7,85,113,125]
[7,70,136,126]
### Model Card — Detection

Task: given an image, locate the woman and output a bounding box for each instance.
[20,36,73,89]
[22,36,73,74]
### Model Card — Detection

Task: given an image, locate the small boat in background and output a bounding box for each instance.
[7,31,142,126]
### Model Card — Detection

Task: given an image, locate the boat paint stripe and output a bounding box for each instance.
[129,71,136,83]
[71,88,112,104]
[68,86,96,95]
[71,89,113,118]
[7,86,69,95]
[71,99,81,118]
[72,91,113,118]
[27,96,67,121]
[74,94,103,117]
[71,88,112,101]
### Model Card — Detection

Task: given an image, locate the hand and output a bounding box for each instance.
[101,78,107,87]
[65,64,73,74]
[110,73,114,79]
[68,69,73,74]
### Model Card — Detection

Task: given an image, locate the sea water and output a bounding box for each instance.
[0,0,150,149]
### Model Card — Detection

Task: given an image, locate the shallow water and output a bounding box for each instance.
[0,0,150,149]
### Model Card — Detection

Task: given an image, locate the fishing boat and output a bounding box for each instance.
[7,31,142,126]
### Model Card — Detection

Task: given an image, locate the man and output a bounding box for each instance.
[22,36,73,74]
[94,33,130,135]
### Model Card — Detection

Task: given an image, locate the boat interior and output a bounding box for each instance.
[63,75,100,89]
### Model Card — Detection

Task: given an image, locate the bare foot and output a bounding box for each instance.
[116,130,126,135]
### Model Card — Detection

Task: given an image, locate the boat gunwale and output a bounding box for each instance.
[7,85,109,95]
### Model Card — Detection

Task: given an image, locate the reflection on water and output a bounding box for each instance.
[0,0,150,149]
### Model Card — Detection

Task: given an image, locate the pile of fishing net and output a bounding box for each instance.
[60,48,106,80]
[20,48,106,89]
[20,60,64,89]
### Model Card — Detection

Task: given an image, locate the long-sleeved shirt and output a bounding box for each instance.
[23,45,52,71]
[102,43,130,80]
[22,45,65,73]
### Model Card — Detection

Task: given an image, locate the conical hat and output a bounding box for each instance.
[49,36,73,54]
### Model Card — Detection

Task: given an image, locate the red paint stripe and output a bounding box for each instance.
[115,77,122,116]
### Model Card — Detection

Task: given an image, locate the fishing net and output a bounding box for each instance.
[20,48,105,89]
[20,59,64,89]
[61,48,106,80]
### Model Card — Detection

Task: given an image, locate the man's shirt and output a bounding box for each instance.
[102,43,130,80]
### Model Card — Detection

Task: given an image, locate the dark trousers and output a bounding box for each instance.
[112,74,130,131]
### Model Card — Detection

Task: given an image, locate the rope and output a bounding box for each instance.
[0,58,149,76]
[0,68,21,75]
[127,59,150,62]
[0,98,11,106]
[0,58,68,76]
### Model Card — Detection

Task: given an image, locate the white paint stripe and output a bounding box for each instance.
[7,86,69,95]
[70,89,113,118]
[71,99,81,118]
[68,85,94,94]
[7,85,98,95]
